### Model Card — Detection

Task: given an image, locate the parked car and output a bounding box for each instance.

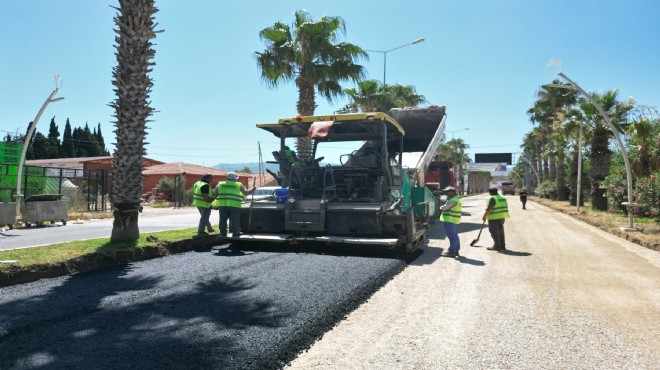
[246,186,279,201]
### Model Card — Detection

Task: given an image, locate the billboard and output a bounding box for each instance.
[475,153,512,164]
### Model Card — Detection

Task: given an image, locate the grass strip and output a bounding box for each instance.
[0,228,197,270]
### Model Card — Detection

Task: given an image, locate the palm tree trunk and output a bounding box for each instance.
[556,152,566,201]
[549,156,556,182]
[109,0,159,242]
[589,125,612,211]
[295,76,316,160]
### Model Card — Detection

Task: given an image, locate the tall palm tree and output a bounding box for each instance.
[255,10,367,158]
[577,90,632,210]
[447,138,470,193]
[109,0,161,242]
[528,81,578,188]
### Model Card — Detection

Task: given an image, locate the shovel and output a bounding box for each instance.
[470,220,486,246]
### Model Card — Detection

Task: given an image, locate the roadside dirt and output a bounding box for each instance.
[531,196,660,252]
[287,195,660,369]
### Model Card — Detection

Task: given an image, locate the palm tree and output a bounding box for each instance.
[109,0,161,242]
[255,10,367,158]
[527,81,578,188]
[577,90,632,210]
[340,79,426,113]
[627,106,660,178]
[447,138,469,193]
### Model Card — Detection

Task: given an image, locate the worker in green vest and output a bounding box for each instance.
[283,145,300,165]
[482,187,510,251]
[192,174,215,236]
[212,172,255,238]
[439,186,462,257]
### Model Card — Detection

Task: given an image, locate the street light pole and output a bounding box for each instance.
[546,60,636,229]
[15,75,64,226]
[366,38,425,85]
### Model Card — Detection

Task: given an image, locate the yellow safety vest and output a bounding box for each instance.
[192,180,211,208]
[486,194,510,220]
[212,180,243,208]
[440,195,462,224]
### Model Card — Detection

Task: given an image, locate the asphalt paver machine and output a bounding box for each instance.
[238,105,447,252]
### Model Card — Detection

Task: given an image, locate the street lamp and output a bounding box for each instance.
[447,127,470,139]
[366,38,425,85]
[545,59,636,230]
[15,74,64,226]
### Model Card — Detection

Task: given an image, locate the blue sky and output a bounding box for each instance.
[1,0,658,168]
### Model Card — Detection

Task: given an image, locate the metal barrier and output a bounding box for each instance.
[0,164,112,213]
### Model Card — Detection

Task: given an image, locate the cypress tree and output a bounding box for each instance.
[62,119,74,158]
[46,117,61,158]
[32,132,49,159]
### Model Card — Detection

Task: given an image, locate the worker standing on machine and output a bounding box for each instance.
[439,186,462,258]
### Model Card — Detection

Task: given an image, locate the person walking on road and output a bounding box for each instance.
[482,187,510,251]
[213,172,255,238]
[519,189,528,210]
[439,186,462,258]
[192,174,215,236]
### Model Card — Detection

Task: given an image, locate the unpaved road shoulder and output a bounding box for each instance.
[288,195,660,369]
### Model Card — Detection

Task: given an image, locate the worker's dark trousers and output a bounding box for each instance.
[219,206,241,237]
[197,206,213,235]
[488,218,506,248]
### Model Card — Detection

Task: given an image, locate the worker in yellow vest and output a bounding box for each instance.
[212,172,255,238]
[192,174,215,236]
[439,186,462,257]
[482,187,510,251]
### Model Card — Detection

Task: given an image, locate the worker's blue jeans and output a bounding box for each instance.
[443,221,460,254]
[197,206,213,235]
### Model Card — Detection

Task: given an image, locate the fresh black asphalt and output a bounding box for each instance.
[0,242,420,369]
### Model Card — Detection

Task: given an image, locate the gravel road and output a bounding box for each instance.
[288,194,660,369]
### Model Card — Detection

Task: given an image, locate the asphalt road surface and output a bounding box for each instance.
[0,207,203,251]
[0,242,413,369]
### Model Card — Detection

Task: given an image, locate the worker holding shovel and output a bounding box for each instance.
[439,186,462,258]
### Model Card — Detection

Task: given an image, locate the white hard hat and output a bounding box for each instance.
[227,172,238,181]
[442,186,456,192]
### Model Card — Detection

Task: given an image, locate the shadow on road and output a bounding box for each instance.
[0,262,284,369]
[456,255,486,266]
[499,249,532,257]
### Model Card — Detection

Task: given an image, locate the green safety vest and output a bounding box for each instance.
[486,194,510,220]
[440,195,462,224]
[212,180,243,208]
[284,149,299,165]
[192,180,212,208]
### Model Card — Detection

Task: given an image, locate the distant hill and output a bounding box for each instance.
[213,162,279,173]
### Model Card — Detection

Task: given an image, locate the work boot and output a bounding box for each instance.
[441,251,458,258]
[487,246,504,251]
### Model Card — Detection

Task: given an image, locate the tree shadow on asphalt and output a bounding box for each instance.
[0,262,285,369]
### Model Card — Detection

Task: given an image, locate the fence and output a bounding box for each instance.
[0,164,112,212]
